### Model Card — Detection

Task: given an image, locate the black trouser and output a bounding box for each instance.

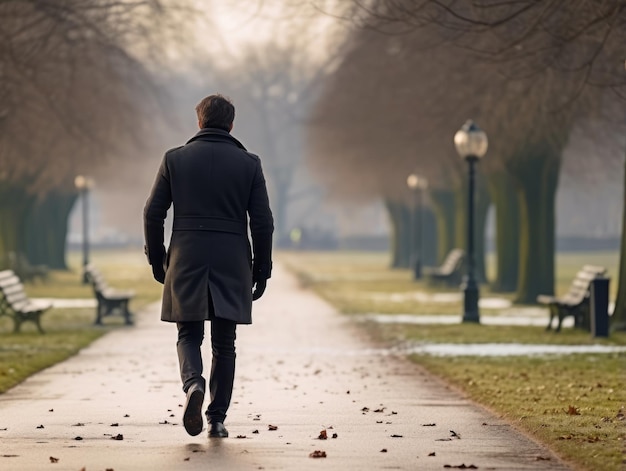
[176,317,237,424]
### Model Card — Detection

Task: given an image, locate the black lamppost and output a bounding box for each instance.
[407,173,428,280]
[74,175,94,284]
[454,120,488,323]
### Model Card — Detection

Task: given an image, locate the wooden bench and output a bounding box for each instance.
[0,270,51,333]
[7,251,48,283]
[538,265,607,332]
[84,265,135,325]
[423,249,465,286]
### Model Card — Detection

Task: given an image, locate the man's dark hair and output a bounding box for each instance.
[195,94,235,131]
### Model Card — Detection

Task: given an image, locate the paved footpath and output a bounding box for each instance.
[0,264,571,471]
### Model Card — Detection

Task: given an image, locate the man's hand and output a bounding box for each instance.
[252,278,267,300]
[152,264,165,284]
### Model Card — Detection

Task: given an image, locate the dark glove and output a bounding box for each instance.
[145,245,166,284]
[152,263,165,284]
[252,278,267,300]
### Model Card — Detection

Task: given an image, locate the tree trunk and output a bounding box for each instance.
[385,199,410,268]
[0,183,35,266]
[488,173,520,292]
[419,206,438,267]
[429,189,456,263]
[612,157,626,331]
[513,156,560,303]
[24,191,77,269]
[273,183,290,247]
[474,178,491,284]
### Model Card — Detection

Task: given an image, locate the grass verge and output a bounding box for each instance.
[0,248,162,394]
[281,250,626,471]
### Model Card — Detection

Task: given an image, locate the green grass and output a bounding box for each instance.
[280,250,626,471]
[0,248,162,394]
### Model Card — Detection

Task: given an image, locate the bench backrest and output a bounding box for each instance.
[84,265,110,293]
[439,249,465,274]
[0,270,29,313]
[563,265,607,304]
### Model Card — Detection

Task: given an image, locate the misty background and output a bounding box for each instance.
[56,1,622,253]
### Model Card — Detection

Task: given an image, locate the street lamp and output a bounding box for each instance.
[454,120,488,323]
[74,175,95,284]
[407,173,428,279]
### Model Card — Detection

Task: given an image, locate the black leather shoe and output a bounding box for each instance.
[183,384,204,436]
[208,422,229,438]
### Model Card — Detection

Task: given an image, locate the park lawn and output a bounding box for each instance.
[281,250,625,471]
[0,248,163,394]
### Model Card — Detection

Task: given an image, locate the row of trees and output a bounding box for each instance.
[0,0,187,268]
[305,0,625,327]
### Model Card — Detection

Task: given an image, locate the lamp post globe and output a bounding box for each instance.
[454,120,487,323]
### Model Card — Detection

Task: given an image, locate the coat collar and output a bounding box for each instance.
[186,128,247,150]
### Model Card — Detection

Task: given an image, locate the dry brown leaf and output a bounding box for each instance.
[309,450,327,458]
[111,434,124,441]
[49,456,59,463]
[318,430,328,440]
[567,406,581,416]
[380,448,387,453]
[268,425,278,431]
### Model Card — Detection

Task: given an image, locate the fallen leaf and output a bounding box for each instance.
[390,434,403,438]
[236,435,247,439]
[374,407,386,413]
[111,434,124,441]
[1,455,19,457]
[110,423,119,427]
[49,456,59,463]
[124,414,130,418]
[48,409,53,412]
[74,436,83,441]
[184,457,190,461]
[361,407,370,413]
[443,464,478,469]
[536,456,551,461]
[252,430,259,434]
[450,430,461,439]
[318,430,328,440]
[159,420,170,425]
[0,428,7,431]
[380,448,387,453]
[72,423,85,427]
[567,406,580,416]
[36,425,44,429]
[428,452,436,457]
[309,450,327,458]
[268,425,278,431]
[422,423,436,427]
[332,433,338,439]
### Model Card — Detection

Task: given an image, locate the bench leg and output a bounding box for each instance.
[546,305,557,331]
[95,303,104,325]
[555,306,564,332]
[122,301,133,325]
[34,313,45,334]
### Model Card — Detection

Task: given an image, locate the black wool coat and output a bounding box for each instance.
[143,128,274,324]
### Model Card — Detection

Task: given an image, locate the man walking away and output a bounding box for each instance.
[143,94,274,438]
